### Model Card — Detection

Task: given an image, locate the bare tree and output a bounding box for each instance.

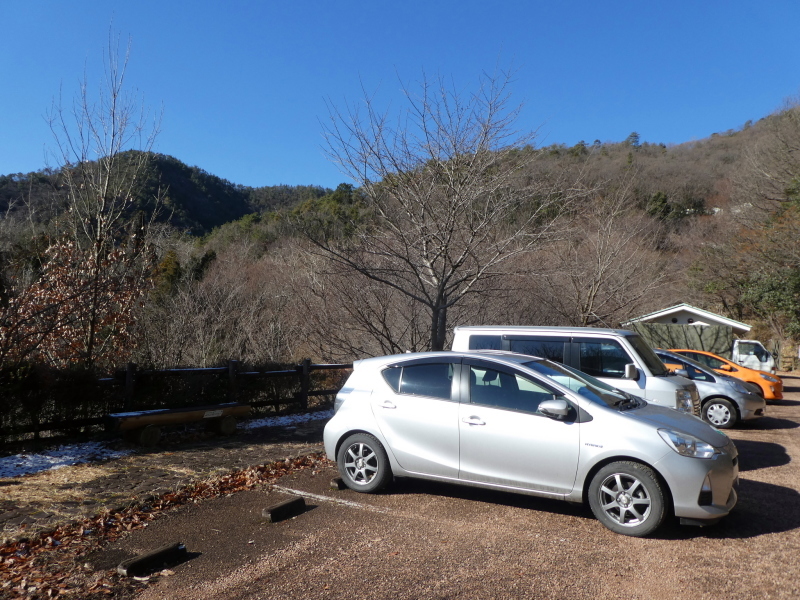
[736,99,800,210]
[135,242,308,368]
[311,70,584,351]
[297,251,431,359]
[42,31,162,369]
[521,176,671,327]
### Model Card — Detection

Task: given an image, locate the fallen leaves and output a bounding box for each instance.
[0,453,328,598]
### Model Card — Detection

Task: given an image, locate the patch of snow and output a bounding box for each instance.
[0,410,334,479]
[242,409,334,430]
[0,442,133,479]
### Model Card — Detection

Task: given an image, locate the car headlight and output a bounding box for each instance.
[726,379,750,395]
[760,373,779,383]
[658,429,719,459]
[674,389,694,413]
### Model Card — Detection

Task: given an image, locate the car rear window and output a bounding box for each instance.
[383,363,454,400]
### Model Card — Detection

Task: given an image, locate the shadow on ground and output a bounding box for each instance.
[734,439,791,471]
[386,461,800,541]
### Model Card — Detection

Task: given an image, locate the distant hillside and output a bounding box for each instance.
[0,152,334,235]
[0,114,777,236]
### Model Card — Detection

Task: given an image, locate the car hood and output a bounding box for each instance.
[623,402,730,448]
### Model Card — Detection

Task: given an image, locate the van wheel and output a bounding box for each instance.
[337,433,392,493]
[588,461,666,537]
[702,399,737,429]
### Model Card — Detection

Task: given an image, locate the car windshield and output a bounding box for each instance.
[626,335,670,376]
[739,342,770,362]
[523,359,644,409]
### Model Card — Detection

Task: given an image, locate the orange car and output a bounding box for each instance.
[669,349,783,401]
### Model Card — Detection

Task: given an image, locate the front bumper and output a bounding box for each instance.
[656,438,739,522]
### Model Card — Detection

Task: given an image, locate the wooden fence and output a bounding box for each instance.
[0,359,352,443]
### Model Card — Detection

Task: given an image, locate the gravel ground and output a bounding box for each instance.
[87,374,800,600]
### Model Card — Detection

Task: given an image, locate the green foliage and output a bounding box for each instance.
[186,249,217,281]
[625,132,641,148]
[152,249,183,299]
[292,183,367,240]
[785,176,800,204]
[742,268,800,337]
[645,191,707,222]
[568,141,588,157]
[247,184,331,212]
[202,212,274,250]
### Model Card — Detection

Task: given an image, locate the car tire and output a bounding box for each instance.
[337,433,392,493]
[702,398,737,429]
[588,461,666,537]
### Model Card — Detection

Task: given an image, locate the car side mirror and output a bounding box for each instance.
[624,364,639,380]
[674,368,689,378]
[539,398,569,419]
[719,364,732,371]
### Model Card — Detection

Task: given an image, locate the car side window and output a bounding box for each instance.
[468,335,503,350]
[578,340,631,379]
[508,339,565,362]
[675,360,714,382]
[382,363,454,400]
[469,365,553,414]
[692,353,726,370]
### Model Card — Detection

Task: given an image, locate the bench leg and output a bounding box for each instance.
[216,415,237,436]
[137,424,162,447]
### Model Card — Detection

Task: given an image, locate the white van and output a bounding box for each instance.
[452,326,700,416]
[731,340,776,374]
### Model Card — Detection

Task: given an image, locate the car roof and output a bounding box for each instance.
[454,325,635,337]
[669,348,733,362]
[354,350,542,370]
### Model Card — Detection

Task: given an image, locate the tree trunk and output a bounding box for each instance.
[430,303,448,351]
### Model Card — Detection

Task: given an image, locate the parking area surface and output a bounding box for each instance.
[90,375,800,600]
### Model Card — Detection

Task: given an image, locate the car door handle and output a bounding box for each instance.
[381,400,397,409]
[462,416,486,426]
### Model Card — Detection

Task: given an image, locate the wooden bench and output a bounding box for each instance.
[106,402,252,446]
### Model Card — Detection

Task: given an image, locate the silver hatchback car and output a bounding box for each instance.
[654,349,766,429]
[324,351,739,537]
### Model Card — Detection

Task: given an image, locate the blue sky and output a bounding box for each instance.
[2,1,799,189]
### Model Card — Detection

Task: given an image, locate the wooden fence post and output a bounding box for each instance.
[125,363,137,410]
[298,358,310,410]
[229,360,239,402]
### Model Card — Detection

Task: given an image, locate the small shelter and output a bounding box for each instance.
[621,304,750,356]
[622,303,751,335]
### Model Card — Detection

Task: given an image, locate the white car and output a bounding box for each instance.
[324,351,739,537]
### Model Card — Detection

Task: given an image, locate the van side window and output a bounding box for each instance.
[468,335,503,350]
[578,340,631,379]
[509,339,565,362]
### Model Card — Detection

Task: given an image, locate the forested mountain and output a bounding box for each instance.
[2,98,799,374]
[0,152,333,236]
[0,115,767,239]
